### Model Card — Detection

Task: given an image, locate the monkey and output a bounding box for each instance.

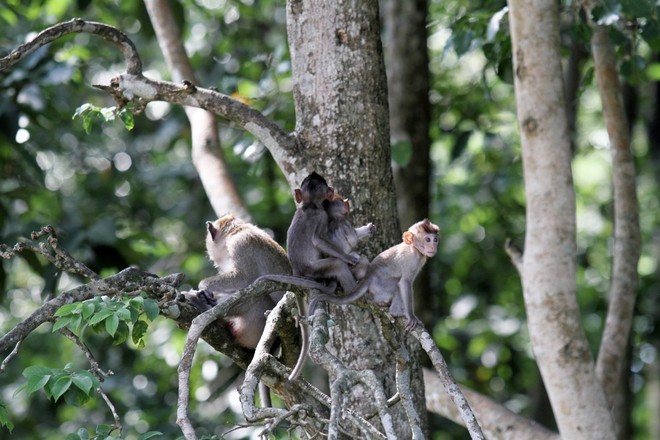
[307,219,440,331]
[183,214,294,349]
[324,194,375,280]
[286,172,360,293]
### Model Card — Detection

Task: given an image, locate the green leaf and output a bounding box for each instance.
[82,301,97,320]
[64,434,81,440]
[72,374,94,395]
[143,298,160,322]
[55,303,81,317]
[119,110,134,131]
[77,428,90,440]
[27,374,51,395]
[52,316,73,332]
[116,307,132,322]
[132,320,149,346]
[105,314,119,337]
[23,365,52,378]
[51,375,73,402]
[0,401,14,432]
[88,309,114,326]
[111,321,129,345]
[95,424,113,436]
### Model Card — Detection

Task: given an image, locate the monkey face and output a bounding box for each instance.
[420,233,439,257]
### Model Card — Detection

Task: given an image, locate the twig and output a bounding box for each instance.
[0,341,21,374]
[59,328,121,433]
[1,225,99,281]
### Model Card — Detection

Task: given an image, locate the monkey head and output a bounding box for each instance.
[324,193,350,218]
[205,215,238,271]
[295,171,334,204]
[403,218,440,258]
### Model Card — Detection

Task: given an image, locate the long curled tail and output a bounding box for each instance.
[307,279,370,318]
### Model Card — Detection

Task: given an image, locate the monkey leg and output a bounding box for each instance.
[302,257,358,295]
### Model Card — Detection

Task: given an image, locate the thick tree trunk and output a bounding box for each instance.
[506,0,616,438]
[286,0,427,437]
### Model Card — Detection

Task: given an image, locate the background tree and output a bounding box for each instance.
[1,0,658,439]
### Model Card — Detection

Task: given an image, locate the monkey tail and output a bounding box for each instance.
[288,294,309,382]
[254,274,336,294]
[307,279,369,317]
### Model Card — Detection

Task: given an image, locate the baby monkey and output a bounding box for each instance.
[308,218,440,331]
[286,172,361,293]
[324,194,375,280]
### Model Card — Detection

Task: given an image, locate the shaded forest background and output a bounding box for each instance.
[0,0,658,438]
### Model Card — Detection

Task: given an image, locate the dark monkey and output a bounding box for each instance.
[308,219,440,331]
[286,172,360,292]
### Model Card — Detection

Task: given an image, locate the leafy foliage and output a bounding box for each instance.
[0,0,658,438]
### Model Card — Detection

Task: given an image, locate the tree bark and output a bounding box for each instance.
[506,0,616,438]
[286,0,426,437]
[590,24,641,438]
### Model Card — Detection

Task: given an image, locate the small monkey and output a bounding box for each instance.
[286,172,360,293]
[308,219,440,331]
[324,194,375,280]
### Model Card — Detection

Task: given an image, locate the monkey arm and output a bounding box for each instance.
[354,223,376,240]
[312,233,359,265]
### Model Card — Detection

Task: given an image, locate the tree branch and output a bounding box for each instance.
[0,18,142,74]
[0,19,300,177]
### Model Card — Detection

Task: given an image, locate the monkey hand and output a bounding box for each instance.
[344,254,360,266]
[367,223,376,234]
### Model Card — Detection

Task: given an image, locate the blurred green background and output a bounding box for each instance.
[1,0,658,438]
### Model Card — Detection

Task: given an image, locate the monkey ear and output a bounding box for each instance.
[207,221,217,240]
[402,231,414,245]
[342,199,350,213]
[294,188,304,203]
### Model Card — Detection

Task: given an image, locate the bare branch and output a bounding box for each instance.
[412,327,485,439]
[0,18,299,176]
[1,225,99,281]
[0,18,141,74]
[423,369,559,440]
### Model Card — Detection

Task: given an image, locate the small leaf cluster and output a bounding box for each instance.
[53,296,160,348]
[73,103,135,134]
[65,426,162,440]
[17,364,100,405]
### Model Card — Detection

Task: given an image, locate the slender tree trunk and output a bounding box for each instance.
[590,24,641,438]
[381,0,434,327]
[286,0,426,436]
[144,0,250,221]
[506,1,616,438]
